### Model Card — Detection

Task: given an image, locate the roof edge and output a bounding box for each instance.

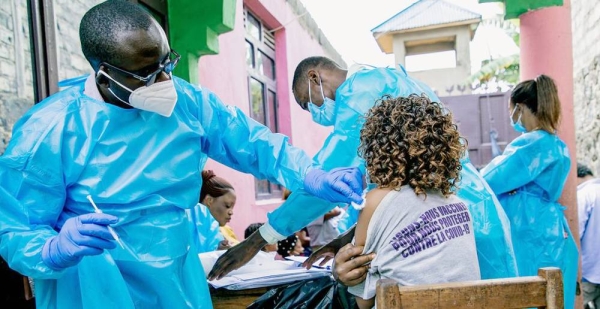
[371,0,482,33]
[372,18,481,36]
[370,0,424,32]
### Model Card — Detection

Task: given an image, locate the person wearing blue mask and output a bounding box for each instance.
[209,56,518,283]
[480,74,579,309]
[0,2,364,308]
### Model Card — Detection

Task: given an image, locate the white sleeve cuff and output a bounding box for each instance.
[258,222,286,244]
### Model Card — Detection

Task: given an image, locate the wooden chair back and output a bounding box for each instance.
[376,267,563,309]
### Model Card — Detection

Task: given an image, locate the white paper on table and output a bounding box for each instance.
[200,251,331,290]
[209,268,330,290]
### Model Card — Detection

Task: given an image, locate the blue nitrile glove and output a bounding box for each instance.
[304,167,364,204]
[42,213,119,270]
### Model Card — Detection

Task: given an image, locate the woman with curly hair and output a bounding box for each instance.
[348,95,481,309]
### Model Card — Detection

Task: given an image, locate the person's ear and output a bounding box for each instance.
[203,195,214,207]
[307,69,320,86]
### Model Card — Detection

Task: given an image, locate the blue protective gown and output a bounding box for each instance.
[0,76,313,308]
[187,203,223,253]
[263,66,518,280]
[481,130,578,309]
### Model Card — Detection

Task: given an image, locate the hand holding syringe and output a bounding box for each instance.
[86,195,125,249]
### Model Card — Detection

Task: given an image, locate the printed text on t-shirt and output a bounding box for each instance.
[388,202,471,258]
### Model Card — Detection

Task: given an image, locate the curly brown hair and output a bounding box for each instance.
[358,95,465,197]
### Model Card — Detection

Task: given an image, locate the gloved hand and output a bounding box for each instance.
[304,167,364,204]
[42,213,119,270]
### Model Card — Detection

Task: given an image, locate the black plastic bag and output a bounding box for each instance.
[248,276,356,309]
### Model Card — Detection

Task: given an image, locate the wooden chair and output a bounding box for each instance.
[376,267,563,309]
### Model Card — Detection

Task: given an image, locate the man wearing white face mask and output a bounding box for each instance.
[212,56,519,285]
[0,2,365,308]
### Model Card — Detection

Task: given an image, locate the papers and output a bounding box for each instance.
[200,251,331,290]
[209,268,330,290]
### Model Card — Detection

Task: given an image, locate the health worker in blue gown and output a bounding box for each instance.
[209,56,518,283]
[480,74,579,309]
[0,2,364,308]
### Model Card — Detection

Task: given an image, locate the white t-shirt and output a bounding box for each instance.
[307,206,344,247]
[348,187,480,301]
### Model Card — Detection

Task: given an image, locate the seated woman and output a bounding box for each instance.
[349,95,481,309]
[188,170,239,253]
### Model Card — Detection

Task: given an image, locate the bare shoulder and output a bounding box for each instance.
[355,187,392,246]
[365,187,392,211]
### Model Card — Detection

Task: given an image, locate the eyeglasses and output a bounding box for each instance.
[100,49,181,86]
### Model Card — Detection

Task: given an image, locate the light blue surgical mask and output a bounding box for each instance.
[307,78,336,126]
[510,105,527,133]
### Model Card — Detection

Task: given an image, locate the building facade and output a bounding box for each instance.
[198,0,345,237]
[372,0,481,95]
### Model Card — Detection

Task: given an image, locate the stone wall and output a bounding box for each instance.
[0,1,34,154]
[0,0,99,154]
[55,0,103,81]
[572,0,600,174]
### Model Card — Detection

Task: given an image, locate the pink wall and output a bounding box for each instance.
[520,2,581,306]
[198,0,335,238]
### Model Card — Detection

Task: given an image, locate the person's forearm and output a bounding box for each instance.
[248,229,268,248]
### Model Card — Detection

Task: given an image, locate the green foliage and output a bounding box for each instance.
[469,54,519,85]
[468,17,520,87]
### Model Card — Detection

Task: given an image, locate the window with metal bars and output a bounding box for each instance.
[243,8,281,200]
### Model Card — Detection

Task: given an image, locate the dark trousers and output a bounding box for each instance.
[0,258,35,309]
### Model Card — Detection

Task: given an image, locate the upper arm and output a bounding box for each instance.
[1,117,67,225]
[355,188,389,246]
[0,119,68,277]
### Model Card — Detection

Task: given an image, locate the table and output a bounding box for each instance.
[210,286,273,309]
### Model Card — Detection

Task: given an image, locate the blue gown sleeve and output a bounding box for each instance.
[258,125,364,241]
[480,131,555,195]
[261,127,364,241]
[196,87,313,192]
[0,110,68,279]
[187,203,223,253]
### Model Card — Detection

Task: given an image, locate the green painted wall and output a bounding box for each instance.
[480,0,563,19]
[168,0,237,84]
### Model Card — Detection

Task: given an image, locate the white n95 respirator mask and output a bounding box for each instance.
[97,70,178,117]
